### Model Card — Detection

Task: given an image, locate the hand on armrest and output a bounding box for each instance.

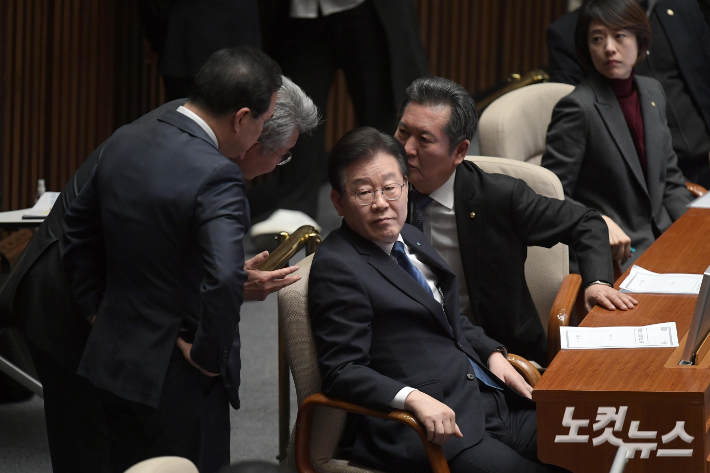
[487,351,533,399]
[403,390,463,445]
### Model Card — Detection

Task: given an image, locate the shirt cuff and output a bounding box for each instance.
[390,386,418,410]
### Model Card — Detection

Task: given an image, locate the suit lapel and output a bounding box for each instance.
[400,225,461,339]
[589,72,650,198]
[453,163,481,324]
[342,223,455,339]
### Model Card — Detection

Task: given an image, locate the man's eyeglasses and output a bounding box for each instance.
[265,147,293,166]
[346,182,406,206]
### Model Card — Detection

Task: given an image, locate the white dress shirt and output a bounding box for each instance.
[177,106,218,148]
[373,234,443,409]
[421,169,473,322]
[290,0,365,18]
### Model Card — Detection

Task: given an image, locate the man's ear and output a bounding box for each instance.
[330,189,345,216]
[232,107,251,132]
[453,139,470,166]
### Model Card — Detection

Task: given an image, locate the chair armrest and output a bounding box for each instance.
[547,273,582,365]
[506,353,542,388]
[295,393,450,473]
[686,181,707,198]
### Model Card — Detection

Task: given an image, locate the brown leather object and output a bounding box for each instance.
[686,181,708,198]
[507,353,542,388]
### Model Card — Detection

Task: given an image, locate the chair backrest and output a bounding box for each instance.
[123,457,198,473]
[478,83,574,165]
[279,254,367,472]
[467,156,569,334]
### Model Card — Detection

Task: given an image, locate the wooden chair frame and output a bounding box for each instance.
[547,273,582,365]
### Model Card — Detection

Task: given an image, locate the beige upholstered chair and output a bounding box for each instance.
[478,82,574,165]
[278,252,542,473]
[123,457,198,473]
[466,156,581,365]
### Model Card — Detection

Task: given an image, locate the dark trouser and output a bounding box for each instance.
[247,0,396,220]
[99,346,230,473]
[27,341,111,473]
[448,382,568,473]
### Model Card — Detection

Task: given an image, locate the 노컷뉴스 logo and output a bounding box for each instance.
[555,406,693,459]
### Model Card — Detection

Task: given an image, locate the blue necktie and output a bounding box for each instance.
[391,242,502,390]
[391,241,434,297]
[469,359,503,390]
[409,190,433,233]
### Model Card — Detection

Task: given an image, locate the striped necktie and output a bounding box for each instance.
[409,189,433,233]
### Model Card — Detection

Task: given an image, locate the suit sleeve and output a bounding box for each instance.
[655,83,693,220]
[309,253,407,411]
[458,312,503,362]
[546,23,584,85]
[508,174,613,288]
[189,162,248,375]
[62,165,106,319]
[541,93,589,209]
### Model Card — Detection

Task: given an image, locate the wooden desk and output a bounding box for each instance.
[0,209,44,230]
[534,208,710,472]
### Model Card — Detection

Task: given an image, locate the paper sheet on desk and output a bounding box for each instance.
[560,322,679,349]
[690,191,710,208]
[619,265,702,295]
[22,192,59,219]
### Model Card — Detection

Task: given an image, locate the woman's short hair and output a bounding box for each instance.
[574,0,651,71]
[258,76,320,151]
[328,127,409,195]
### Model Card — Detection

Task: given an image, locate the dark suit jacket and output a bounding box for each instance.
[310,222,532,470]
[263,0,428,109]
[425,161,611,364]
[62,107,248,409]
[138,0,261,78]
[546,0,710,133]
[0,100,185,370]
[542,71,692,269]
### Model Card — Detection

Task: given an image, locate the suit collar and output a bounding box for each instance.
[176,106,218,148]
[428,169,456,209]
[157,109,220,151]
[587,70,650,198]
[340,221,459,339]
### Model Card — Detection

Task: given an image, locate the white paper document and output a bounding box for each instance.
[690,191,710,209]
[619,265,703,295]
[22,192,59,219]
[560,322,679,350]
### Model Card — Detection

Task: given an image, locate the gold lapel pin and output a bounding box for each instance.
[470,212,476,218]
[651,101,656,107]
[667,9,674,16]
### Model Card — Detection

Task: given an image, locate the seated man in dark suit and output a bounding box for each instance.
[309,127,563,472]
[547,0,710,187]
[393,77,637,364]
